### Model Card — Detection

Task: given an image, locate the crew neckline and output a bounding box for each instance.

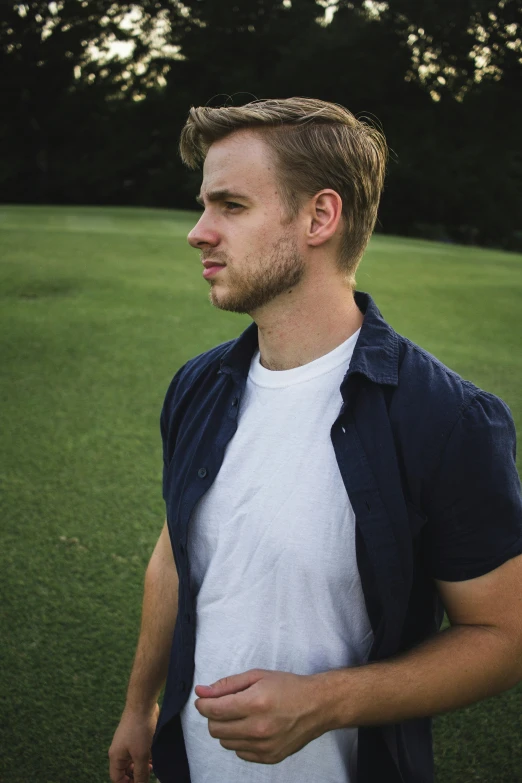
[249,328,361,389]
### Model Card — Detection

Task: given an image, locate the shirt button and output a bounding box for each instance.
[232,397,238,407]
[198,467,207,478]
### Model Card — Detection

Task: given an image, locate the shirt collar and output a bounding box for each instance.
[219,291,399,388]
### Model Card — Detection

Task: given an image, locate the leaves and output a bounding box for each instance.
[0,0,520,246]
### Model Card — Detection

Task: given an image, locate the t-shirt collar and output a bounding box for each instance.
[219,291,399,389]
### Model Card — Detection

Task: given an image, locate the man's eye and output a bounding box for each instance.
[224,202,243,211]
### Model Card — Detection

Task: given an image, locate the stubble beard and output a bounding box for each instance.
[207,235,305,314]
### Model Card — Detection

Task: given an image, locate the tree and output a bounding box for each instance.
[0,1,173,200]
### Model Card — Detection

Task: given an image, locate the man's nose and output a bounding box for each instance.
[187,214,220,249]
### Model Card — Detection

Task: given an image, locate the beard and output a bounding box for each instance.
[206,235,305,314]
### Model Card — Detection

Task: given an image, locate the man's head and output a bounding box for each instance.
[180,97,387,314]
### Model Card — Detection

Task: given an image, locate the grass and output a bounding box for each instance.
[0,205,521,783]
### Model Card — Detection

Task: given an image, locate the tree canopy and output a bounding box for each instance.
[1,0,521,248]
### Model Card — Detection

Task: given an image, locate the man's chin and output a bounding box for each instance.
[208,288,249,315]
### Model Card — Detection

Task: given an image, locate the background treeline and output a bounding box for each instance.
[1,0,521,249]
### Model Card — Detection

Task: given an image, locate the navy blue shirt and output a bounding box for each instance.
[152,291,522,783]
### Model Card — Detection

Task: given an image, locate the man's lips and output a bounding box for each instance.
[202,262,226,279]
[202,260,226,269]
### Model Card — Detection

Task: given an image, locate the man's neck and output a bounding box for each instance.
[255,290,363,371]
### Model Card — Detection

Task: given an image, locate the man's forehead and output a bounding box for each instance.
[206,127,270,158]
[199,160,254,195]
[203,131,275,183]
[200,173,273,205]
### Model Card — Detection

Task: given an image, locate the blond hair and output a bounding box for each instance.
[180,97,388,278]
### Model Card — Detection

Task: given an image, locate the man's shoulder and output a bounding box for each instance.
[177,338,235,383]
[355,292,486,415]
[389,330,515,461]
[162,337,237,411]
[395,331,481,411]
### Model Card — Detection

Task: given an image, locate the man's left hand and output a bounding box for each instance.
[194,669,331,764]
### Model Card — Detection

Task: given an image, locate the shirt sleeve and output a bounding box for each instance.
[423,390,522,582]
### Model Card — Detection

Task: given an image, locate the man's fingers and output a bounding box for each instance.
[207,716,268,741]
[195,669,269,721]
[131,759,151,783]
[109,752,132,783]
[195,691,252,721]
[195,669,265,698]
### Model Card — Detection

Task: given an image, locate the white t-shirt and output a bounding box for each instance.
[181,328,373,782]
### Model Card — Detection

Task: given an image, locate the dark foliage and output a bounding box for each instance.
[1,0,521,248]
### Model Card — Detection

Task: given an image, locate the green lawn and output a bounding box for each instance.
[0,205,521,783]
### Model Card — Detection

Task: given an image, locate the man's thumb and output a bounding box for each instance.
[195,669,265,698]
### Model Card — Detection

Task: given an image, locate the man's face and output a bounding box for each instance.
[187,130,305,314]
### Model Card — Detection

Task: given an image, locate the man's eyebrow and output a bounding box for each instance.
[196,190,250,206]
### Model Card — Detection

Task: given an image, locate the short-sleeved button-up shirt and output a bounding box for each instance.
[152,291,522,783]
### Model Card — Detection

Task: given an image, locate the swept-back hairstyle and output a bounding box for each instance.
[179,97,388,279]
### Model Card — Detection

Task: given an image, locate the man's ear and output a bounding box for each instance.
[306,189,343,248]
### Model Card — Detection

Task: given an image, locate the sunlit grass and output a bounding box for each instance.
[0,205,521,783]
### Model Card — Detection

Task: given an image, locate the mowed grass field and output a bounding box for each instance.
[1,205,521,783]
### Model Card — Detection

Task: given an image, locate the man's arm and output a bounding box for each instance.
[194,553,522,765]
[109,521,178,783]
[323,552,522,726]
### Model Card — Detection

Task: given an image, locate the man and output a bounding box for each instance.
[109,98,522,783]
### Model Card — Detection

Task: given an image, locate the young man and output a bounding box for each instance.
[109,98,522,783]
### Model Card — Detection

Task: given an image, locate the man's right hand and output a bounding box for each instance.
[108,704,160,783]
[109,522,177,781]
